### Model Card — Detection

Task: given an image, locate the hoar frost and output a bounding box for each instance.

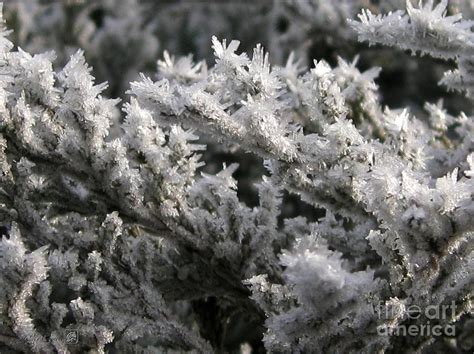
[0,1,472,353]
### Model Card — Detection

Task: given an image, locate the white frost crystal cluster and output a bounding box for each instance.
[0,1,472,353]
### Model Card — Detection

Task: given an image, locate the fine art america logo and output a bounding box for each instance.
[376,301,457,337]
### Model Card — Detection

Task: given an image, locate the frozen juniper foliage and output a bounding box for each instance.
[2,0,414,98]
[0,0,472,353]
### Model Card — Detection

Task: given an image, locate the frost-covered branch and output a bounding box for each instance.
[0,1,472,353]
